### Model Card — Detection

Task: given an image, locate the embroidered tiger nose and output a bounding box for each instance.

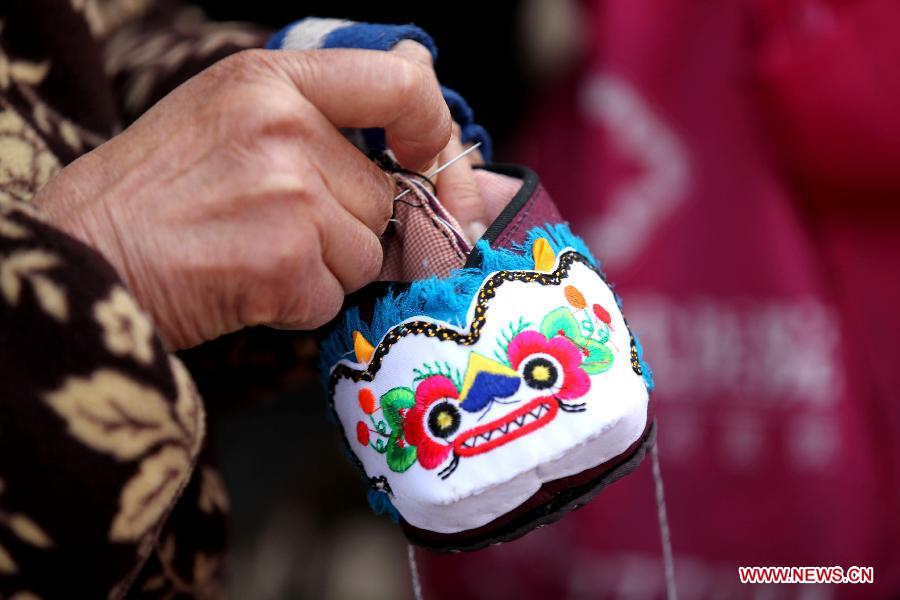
[458,353,521,412]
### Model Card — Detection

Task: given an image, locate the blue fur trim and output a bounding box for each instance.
[266,22,493,162]
[324,23,438,59]
[265,24,290,49]
[267,20,437,56]
[461,123,493,163]
[631,331,655,391]
[319,223,595,388]
[368,489,400,523]
[441,86,474,124]
[441,86,493,162]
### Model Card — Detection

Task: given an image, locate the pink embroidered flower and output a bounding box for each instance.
[507,330,591,399]
[404,375,460,469]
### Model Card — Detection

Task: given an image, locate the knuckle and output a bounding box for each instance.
[258,227,309,280]
[372,192,394,234]
[212,88,271,131]
[241,284,281,326]
[254,141,305,179]
[216,48,264,76]
[353,232,383,289]
[286,268,344,328]
[256,98,319,147]
[239,227,316,325]
[406,42,434,67]
[389,55,428,105]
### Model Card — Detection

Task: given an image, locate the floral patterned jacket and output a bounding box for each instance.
[0,1,309,597]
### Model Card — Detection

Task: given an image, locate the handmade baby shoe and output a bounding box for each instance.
[319,164,654,552]
[268,16,653,551]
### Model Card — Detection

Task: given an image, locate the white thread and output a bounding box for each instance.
[407,543,424,600]
[652,440,678,600]
[427,141,482,178]
[394,142,482,202]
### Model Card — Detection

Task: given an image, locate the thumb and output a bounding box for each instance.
[436,134,486,243]
[267,48,452,171]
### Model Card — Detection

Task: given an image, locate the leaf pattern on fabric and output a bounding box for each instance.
[0,209,29,239]
[0,542,17,574]
[44,369,185,460]
[0,106,61,204]
[0,249,67,320]
[0,1,266,593]
[94,286,155,365]
[197,467,229,515]
[169,356,205,456]
[0,23,50,90]
[137,531,224,598]
[109,446,190,542]
[6,514,53,548]
[0,479,54,578]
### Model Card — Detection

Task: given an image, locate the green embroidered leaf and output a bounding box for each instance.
[412,361,463,389]
[581,339,614,375]
[492,317,532,367]
[386,435,417,472]
[380,387,415,430]
[591,319,610,344]
[540,307,581,340]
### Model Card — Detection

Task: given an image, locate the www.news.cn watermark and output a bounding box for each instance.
[739,566,874,585]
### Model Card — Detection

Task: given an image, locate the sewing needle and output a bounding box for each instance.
[393,141,482,202]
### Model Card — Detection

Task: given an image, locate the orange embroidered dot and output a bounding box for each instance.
[358,388,377,414]
[565,285,587,310]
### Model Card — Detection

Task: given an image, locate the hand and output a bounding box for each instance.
[385,41,489,242]
[34,47,452,349]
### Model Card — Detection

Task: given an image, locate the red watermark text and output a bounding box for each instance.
[739,566,874,585]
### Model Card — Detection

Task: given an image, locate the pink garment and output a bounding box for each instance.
[418,0,900,597]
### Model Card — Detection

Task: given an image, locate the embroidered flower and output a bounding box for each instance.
[94,286,154,365]
[592,303,611,325]
[358,388,377,415]
[356,421,370,446]
[507,330,590,399]
[404,375,460,469]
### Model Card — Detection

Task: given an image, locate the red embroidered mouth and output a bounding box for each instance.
[453,397,560,457]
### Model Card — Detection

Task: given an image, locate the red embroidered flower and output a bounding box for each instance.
[507,330,590,399]
[592,303,611,325]
[403,375,460,469]
[356,421,370,446]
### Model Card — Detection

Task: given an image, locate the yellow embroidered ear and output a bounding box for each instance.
[353,331,375,364]
[532,238,556,272]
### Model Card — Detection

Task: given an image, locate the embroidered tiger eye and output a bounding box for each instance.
[426,401,461,439]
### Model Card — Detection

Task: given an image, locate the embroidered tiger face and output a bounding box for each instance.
[370,324,603,479]
[328,242,649,530]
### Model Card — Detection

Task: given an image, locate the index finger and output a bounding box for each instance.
[263,48,452,171]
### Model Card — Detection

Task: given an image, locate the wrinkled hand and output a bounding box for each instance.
[35,46,453,349]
